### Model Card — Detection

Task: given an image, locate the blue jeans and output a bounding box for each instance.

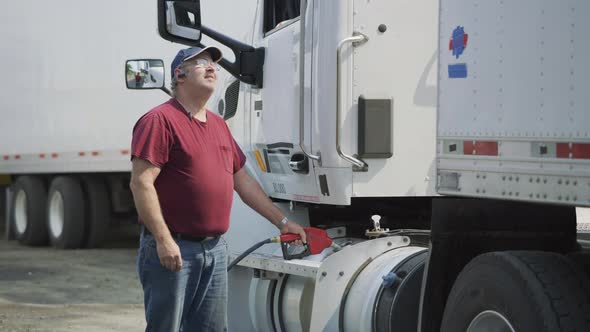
[137,232,228,332]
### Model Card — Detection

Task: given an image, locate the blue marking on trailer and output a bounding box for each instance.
[448,26,469,78]
[448,63,467,78]
[450,26,468,59]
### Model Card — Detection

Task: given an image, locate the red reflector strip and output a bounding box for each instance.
[0,150,133,161]
[463,141,498,156]
[556,143,590,159]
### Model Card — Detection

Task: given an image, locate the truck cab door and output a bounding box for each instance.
[247,0,326,203]
[250,2,300,150]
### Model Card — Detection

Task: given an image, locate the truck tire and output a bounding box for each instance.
[441,251,590,332]
[47,176,85,249]
[81,176,110,248]
[10,176,48,246]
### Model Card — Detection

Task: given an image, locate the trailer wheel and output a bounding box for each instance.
[10,176,48,246]
[80,176,110,248]
[441,251,590,332]
[47,176,85,249]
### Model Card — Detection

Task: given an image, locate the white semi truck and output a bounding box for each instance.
[156,1,590,331]
[1,0,589,331]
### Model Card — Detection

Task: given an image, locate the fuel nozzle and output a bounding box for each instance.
[228,228,338,271]
[279,227,336,260]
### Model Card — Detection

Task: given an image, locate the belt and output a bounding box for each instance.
[143,227,217,243]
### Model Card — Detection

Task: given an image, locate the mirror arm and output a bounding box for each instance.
[199,25,265,88]
[160,86,172,96]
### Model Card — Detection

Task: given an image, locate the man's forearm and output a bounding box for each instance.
[131,182,172,242]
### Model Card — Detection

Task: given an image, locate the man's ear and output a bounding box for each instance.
[174,68,186,80]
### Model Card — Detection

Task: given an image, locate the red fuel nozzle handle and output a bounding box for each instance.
[279,227,334,260]
[279,233,302,243]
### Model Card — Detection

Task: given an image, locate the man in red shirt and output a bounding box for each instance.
[130,46,306,332]
[134,71,142,87]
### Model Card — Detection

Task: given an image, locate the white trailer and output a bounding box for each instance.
[2,0,589,331]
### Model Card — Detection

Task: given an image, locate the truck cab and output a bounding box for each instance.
[152,1,590,331]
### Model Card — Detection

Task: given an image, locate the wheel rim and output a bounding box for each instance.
[14,189,28,235]
[467,310,515,332]
[49,191,64,238]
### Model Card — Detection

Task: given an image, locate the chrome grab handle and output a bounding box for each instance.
[298,0,321,164]
[288,153,309,174]
[336,32,368,168]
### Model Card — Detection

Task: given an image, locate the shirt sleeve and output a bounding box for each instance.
[131,111,173,168]
[231,137,247,174]
[220,118,246,174]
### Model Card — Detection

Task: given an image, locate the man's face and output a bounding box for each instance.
[178,52,218,94]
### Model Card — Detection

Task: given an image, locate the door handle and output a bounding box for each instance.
[336,32,368,169]
[289,153,309,174]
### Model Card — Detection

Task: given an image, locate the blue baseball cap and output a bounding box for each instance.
[171,46,223,78]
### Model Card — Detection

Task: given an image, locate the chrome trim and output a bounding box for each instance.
[298,0,321,164]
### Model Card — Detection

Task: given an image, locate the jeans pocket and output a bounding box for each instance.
[137,244,156,285]
[141,242,162,268]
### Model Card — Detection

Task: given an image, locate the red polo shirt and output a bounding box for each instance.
[131,99,246,236]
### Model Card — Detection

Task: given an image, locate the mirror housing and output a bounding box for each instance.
[157,0,265,88]
[126,59,169,95]
[158,0,202,45]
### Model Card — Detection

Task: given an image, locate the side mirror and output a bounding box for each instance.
[158,0,202,45]
[126,59,165,90]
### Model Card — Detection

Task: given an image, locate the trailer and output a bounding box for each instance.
[0,0,179,248]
